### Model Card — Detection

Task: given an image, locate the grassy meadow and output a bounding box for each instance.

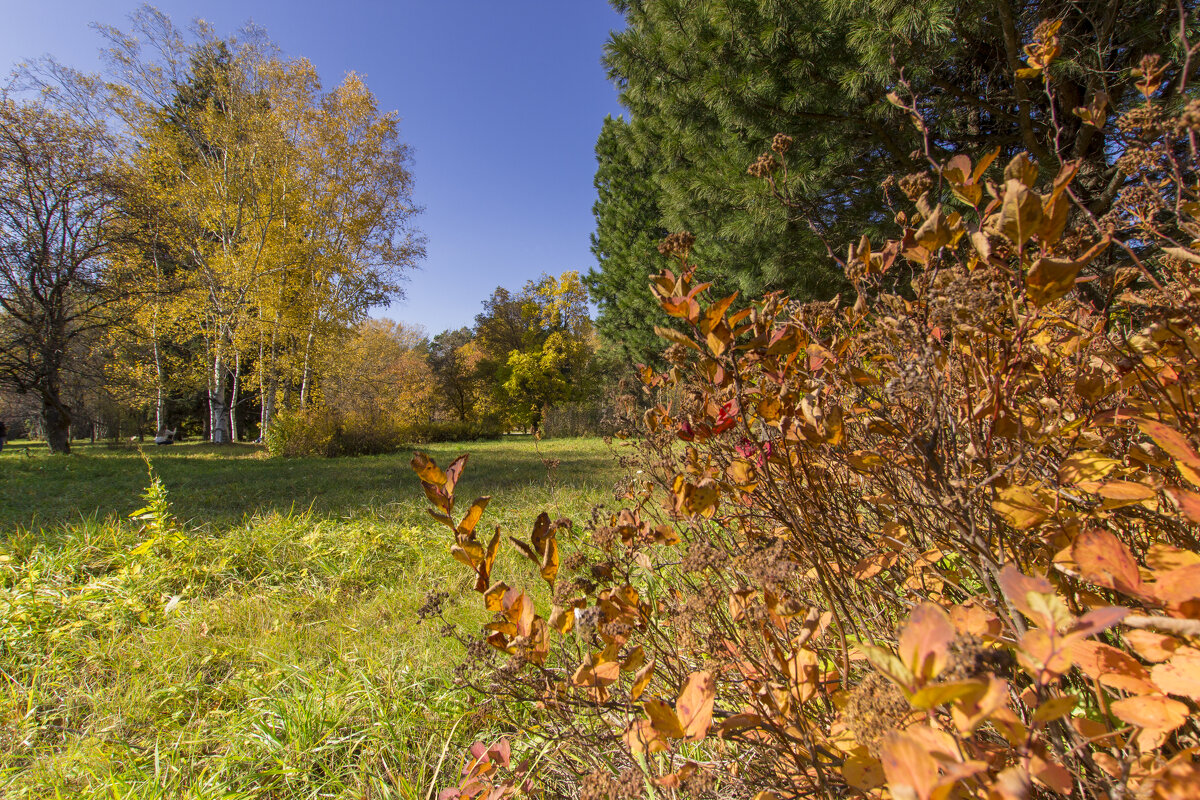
[0,437,627,798]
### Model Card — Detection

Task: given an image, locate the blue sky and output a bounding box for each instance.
[0,0,626,336]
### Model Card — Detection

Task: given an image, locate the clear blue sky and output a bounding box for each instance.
[0,0,626,337]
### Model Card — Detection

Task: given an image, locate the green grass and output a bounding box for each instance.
[0,437,627,798]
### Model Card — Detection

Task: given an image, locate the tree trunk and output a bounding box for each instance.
[299,317,317,407]
[210,352,232,444]
[153,335,166,431]
[262,376,277,438]
[42,392,72,454]
[230,352,241,442]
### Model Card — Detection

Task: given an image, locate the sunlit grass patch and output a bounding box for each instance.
[0,437,624,798]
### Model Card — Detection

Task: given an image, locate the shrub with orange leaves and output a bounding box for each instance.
[411,28,1200,800]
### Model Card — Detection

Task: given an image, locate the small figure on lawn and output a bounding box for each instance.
[154,426,176,445]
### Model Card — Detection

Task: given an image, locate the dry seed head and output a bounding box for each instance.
[747,151,778,178]
[1179,99,1200,131]
[899,171,934,201]
[658,231,696,258]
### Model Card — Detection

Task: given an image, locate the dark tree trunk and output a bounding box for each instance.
[42,393,72,454]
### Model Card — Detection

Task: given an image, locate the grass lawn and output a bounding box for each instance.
[0,437,628,798]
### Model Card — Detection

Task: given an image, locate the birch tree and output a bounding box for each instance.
[102,8,423,440]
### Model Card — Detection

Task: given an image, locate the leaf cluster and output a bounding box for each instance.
[411,27,1200,800]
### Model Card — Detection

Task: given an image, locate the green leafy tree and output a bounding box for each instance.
[473,271,596,428]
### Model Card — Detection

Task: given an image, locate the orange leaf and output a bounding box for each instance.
[1138,420,1200,476]
[994,486,1052,530]
[630,660,654,701]
[854,551,898,580]
[457,496,491,537]
[1154,564,1200,614]
[643,697,686,739]
[1110,694,1189,732]
[880,732,938,800]
[444,454,468,494]
[1058,451,1120,485]
[1166,488,1200,524]
[1150,648,1200,701]
[1072,528,1143,595]
[842,748,886,791]
[1019,629,1073,681]
[676,671,716,741]
[786,648,820,704]
[899,603,956,681]
[1069,639,1158,695]
[410,451,446,486]
[623,719,669,757]
[1123,630,1180,663]
[1146,544,1200,572]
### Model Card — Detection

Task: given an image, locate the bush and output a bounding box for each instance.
[412,37,1200,800]
[405,419,504,444]
[266,409,503,457]
[265,407,406,457]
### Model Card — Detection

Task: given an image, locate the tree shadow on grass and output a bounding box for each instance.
[1,437,624,532]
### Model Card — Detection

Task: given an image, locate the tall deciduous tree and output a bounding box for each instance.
[0,99,126,453]
[100,7,423,441]
[428,326,480,422]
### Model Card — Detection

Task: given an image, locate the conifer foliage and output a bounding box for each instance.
[591,0,1198,361]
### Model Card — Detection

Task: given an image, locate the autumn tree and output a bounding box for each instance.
[285,71,424,416]
[320,318,432,423]
[473,271,596,428]
[0,98,126,453]
[428,327,482,422]
[99,7,423,441]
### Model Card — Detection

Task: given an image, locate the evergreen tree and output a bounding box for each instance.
[587,116,671,363]
[593,0,1198,353]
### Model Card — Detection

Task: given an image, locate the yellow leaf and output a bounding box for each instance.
[993,485,1052,530]
[643,697,686,739]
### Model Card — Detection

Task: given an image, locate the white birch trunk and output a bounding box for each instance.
[229,352,241,442]
[210,340,232,444]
